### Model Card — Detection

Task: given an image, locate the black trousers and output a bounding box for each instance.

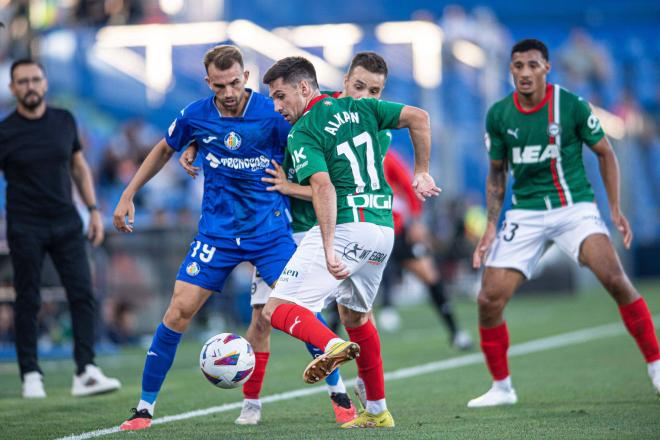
[8,213,96,377]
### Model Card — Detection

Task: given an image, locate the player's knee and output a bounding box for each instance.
[253,311,272,333]
[340,310,368,328]
[477,289,505,313]
[260,305,274,324]
[163,304,194,331]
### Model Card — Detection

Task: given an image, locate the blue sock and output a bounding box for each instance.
[140,322,182,404]
[303,313,341,388]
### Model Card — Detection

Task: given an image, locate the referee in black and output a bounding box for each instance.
[1,59,121,398]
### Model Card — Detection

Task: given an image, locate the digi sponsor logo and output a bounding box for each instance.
[347,193,392,210]
[342,242,371,263]
[224,131,242,150]
[186,262,200,276]
[368,251,388,265]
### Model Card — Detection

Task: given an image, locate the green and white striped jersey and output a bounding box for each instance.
[486,83,605,210]
[287,94,403,228]
[285,128,392,233]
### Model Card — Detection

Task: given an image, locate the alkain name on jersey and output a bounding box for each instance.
[324,111,361,135]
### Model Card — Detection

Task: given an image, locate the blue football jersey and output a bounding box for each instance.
[166,90,292,238]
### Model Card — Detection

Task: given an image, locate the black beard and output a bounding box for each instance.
[21,93,43,110]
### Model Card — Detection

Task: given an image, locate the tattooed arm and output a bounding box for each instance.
[473,158,507,268]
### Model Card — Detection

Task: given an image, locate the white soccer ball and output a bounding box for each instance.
[199,333,255,389]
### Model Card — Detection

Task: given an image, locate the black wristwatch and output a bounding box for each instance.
[87,204,99,213]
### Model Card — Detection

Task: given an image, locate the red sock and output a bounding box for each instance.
[346,320,385,401]
[243,351,270,399]
[480,322,510,381]
[271,304,338,350]
[619,297,660,363]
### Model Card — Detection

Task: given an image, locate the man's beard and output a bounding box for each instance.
[21,92,43,110]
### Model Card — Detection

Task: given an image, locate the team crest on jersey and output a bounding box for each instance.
[547,122,562,137]
[186,262,200,276]
[224,131,242,150]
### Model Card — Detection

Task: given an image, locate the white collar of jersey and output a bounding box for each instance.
[213,88,254,118]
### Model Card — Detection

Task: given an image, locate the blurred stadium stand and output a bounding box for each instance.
[0,0,658,352]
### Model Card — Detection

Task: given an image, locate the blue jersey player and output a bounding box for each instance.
[113,45,296,431]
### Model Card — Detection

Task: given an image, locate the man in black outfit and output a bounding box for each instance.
[0,59,121,398]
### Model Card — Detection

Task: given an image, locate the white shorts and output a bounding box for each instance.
[250,232,307,306]
[270,223,394,313]
[485,202,609,279]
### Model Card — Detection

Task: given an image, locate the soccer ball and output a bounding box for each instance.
[199,333,255,389]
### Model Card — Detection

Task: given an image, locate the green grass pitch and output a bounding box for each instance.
[1,281,659,439]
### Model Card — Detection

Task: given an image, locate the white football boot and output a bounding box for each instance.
[467,378,518,408]
[235,400,261,425]
[22,371,46,398]
[71,364,121,396]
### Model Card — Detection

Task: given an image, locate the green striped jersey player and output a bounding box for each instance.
[261,56,439,429]
[485,82,604,210]
[468,39,660,410]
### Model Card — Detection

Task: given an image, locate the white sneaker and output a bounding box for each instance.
[452,330,473,351]
[467,382,518,408]
[71,364,121,397]
[235,400,261,425]
[22,371,46,398]
[648,360,660,396]
[378,307,401,332]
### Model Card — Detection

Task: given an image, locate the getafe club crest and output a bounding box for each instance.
[186,262,200,276]
[224,131,242,150]
[547,122,562,137]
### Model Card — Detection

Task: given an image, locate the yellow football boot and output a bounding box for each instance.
[340,409,395,428]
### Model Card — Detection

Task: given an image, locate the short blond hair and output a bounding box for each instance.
[203,45,244,72]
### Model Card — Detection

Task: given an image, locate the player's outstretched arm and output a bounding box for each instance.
[473,158,507,268]
[590,136,633,248]
[113,138,176,233]
[397,106,441,201]
[310,172,347,280]
[262,160,313,201]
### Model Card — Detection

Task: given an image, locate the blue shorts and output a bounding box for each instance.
[176,228,296,295]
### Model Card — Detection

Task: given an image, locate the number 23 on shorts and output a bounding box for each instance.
[500,222,519,242]
[190,240,216,263]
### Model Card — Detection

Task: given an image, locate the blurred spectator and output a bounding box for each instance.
[557,28,613,103]
[104,298,139,345]
[613,89,645,137]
